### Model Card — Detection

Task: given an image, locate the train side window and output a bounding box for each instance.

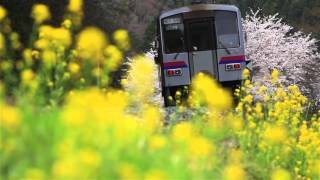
[162,17,185,54]
[215,11,240,49]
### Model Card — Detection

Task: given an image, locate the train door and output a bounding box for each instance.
[186,18,218,78]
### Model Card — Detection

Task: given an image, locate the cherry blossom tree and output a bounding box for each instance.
[244,10,320,104]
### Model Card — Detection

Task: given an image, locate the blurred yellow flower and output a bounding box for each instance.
[145,169,167,180]
[76,27,107,61]
[104,45,123,70]
[21,69,35,84]
[172,122,194,141]
[34,39,49,49]
[271,69,279,84]
[9,32,21,49]
[0,5,7,21]
[0,81,4,96]
[92,67,102,77]
[189,137,213,157]
[271,168,291,180]
[31,4,51,24]
[113,29,130,51]
[0,33,5,53]
[254,102,263,118]
[242,68,250,79]
[52,158,79,178]
[0,104,21,130]
[42,50,57,67]
[68,0,83,13]
[38,26,72,48]
[142,106,162,133]
[62,19,72,29]
[79,149,101,168]
[52,28,72,48]
[243,94,253,104]
[229,116,243,130]
[62,89,128,127]
[24,168,45,180]
[31,50,40,59]
[264,125,287,143]
[68,62,80,75]
[191,73,232,110]
[149,135,167,150]
[47,81,54,88]
[229,149,243,163]
[311,160,320,177]
[223,164,246,180]
[119,163,139,179]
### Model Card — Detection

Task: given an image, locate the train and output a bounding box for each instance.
[154,2,251,106]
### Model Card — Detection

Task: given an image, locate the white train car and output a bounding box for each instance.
[154,3,249,106]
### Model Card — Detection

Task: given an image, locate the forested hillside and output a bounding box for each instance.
[1,0,319,52]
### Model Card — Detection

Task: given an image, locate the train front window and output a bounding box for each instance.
[188,20,214,51]
[215,11,240,49]
[162,16,185,54]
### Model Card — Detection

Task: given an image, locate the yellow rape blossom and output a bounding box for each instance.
[31,4,51,24]
[9,32,21,49]
[142,106,162,133]
[31,50,40,59]
[254,102,263,118]
[68,62,80,75]
[79,149,101,168]
[0,33,5,53]
[68,0,83,13]
[104,45,123,70]
[42,50,57,68]
[243,94,253,104]
[113,29,130,51]
[76,27,107,61]
[242,68,250,79]
[0,5,7,21]
[52,157,80,178]
[91,67,102,78]
[271,69,279,84]
[149,135,167,150]
[229,149,243,163]
[191,73,232,110]
[172,122,194,141]
[263,125,287,143]
[145,169,167,180]
[21,69,35,84]
[189,137,213,157]
[0,104,21,130]
[223,164,246,180]
[119,163,139,179]
[24,168,45,180]
[38,26,71,48]
[62,19,72,29]
[62,89,128,127]
[271,169,291,180]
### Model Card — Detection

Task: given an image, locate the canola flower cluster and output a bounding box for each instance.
[1,2,320,180]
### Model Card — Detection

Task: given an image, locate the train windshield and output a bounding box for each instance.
[162,16,185,54]
[215,11,240,49]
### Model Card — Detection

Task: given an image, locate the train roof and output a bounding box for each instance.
[159,4,239,19]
